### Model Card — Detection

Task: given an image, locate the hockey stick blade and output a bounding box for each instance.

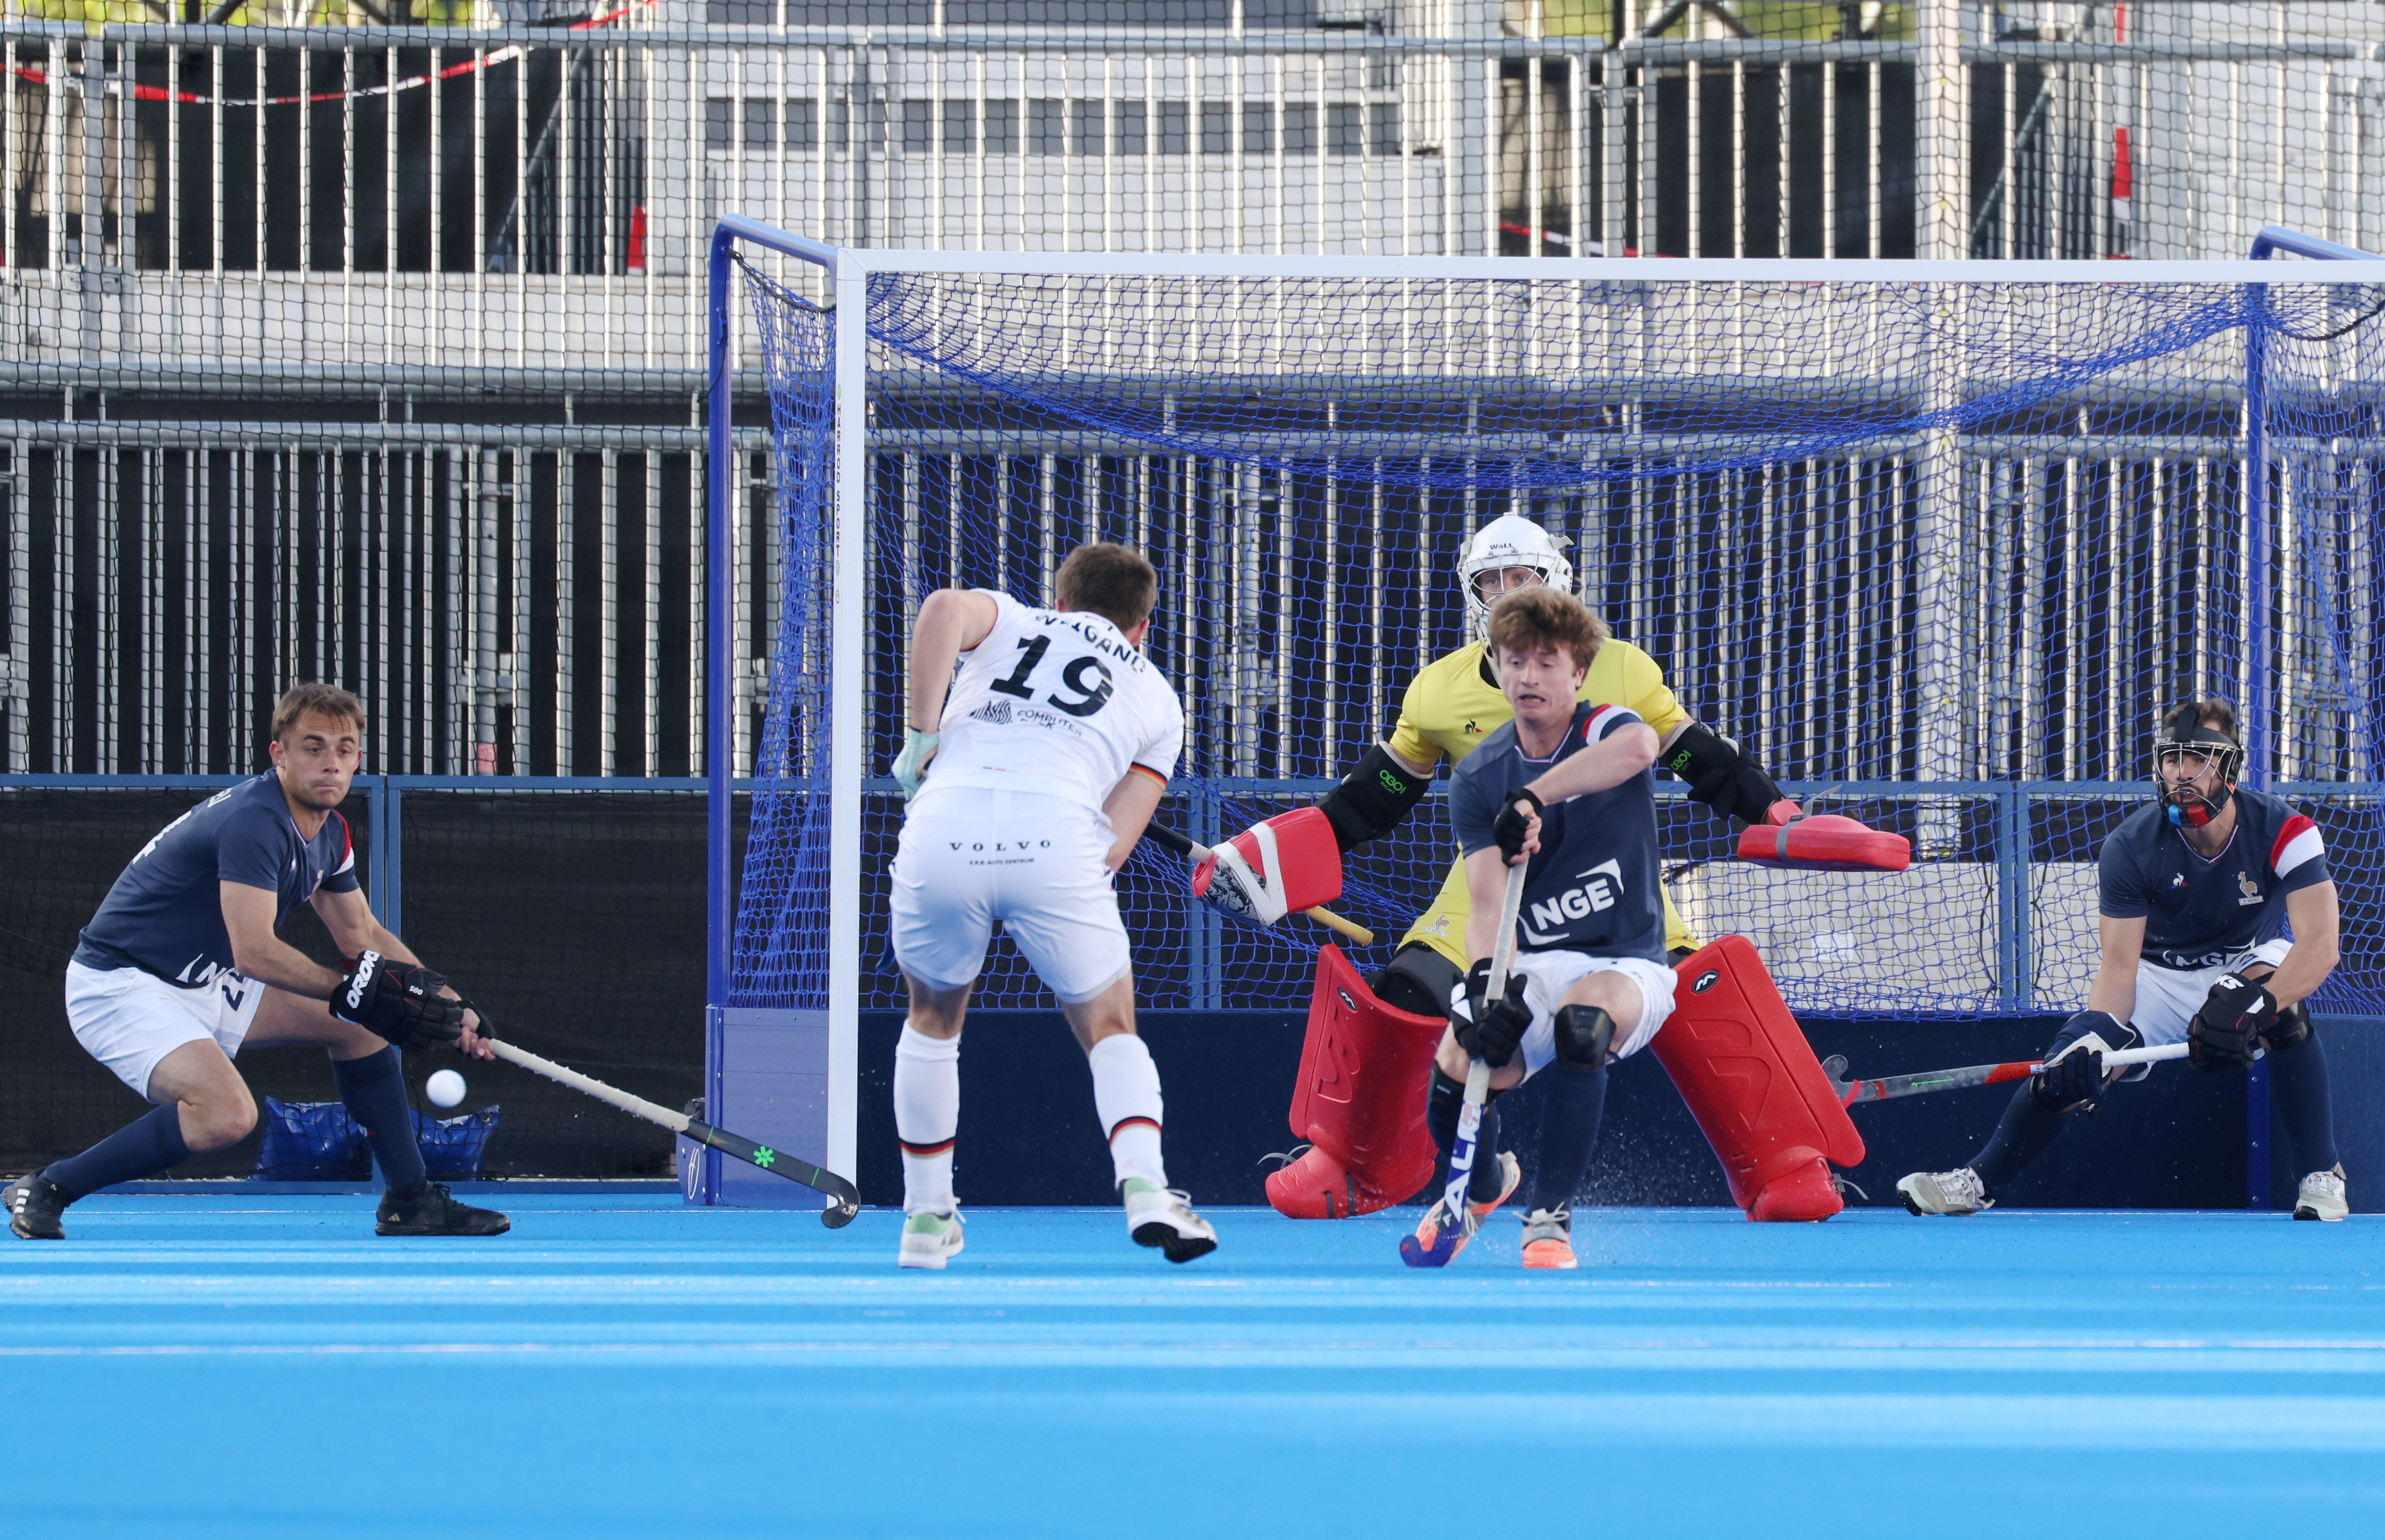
[682,1117,861,1227]
[1824,1042,2191,1107]
[482,1035,862,1227]
[1398,1228,1464,1268]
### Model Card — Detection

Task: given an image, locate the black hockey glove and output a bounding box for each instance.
[2035,1042,2106,1113]
[333,951,467,1051]
[2031,1011,2135,1116]
[2187,972,2276,1074]
[1492,788,1544,864]
[1450,960,1532,1070]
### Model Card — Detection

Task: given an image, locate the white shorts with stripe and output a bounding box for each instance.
[65,960,267,1100]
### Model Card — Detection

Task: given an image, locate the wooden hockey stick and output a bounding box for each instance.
[1142,822,1376,946]
[1823,1041,2189,1107]
[481,1036,861,1227]
[1399,852,1527,1268]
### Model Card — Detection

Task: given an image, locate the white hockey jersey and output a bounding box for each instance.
[916,591,1183,816]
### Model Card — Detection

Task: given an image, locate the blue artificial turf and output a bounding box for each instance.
[5,1197,2381,1538]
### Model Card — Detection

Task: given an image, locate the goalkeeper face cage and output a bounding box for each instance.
[1459,514,1576,635]
[2152,727,2244,828]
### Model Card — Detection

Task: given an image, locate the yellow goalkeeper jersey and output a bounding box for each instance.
[1386,637,1688,771]
[1387,636,1698,963]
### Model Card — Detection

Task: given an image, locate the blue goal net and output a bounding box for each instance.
[728,261,2385,1024]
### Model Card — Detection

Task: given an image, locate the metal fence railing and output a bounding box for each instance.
[5,13,2383,369]
[0,419,786,777]
[7,411,2378,786]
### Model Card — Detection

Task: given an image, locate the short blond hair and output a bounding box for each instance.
[1486,586,1606,670]
[271,683,366,742]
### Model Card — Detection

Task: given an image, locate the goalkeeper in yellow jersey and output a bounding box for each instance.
[1200,514,1857,1223]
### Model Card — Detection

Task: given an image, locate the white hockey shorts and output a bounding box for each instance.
[2129,938,2295,1048]
[1505,950,1679,1078]
[890,789,1132,1005]
[65,960,266,1100]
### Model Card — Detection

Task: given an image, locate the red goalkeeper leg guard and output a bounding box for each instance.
[1265,945,1446,1220]
[1654,935,1866,1222]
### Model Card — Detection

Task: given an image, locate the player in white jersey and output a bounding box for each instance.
[883,542,1217,1268]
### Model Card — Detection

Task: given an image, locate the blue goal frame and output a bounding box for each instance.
[697,215,2380,1211]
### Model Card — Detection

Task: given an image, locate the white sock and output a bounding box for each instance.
[1088,1033,1166,1190]
[894,1025,961,1216]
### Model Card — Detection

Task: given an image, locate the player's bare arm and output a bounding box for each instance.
[220,882,347,999]
[1100,767,1169,871]
[907,588,1002,729]
[894,588,1003,795]
[1521,721,1660,805]
[2083,912,2145,1024]
[2259,880,2341,1008]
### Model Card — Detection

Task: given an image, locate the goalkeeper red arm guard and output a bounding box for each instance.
[1191,807,1343,926]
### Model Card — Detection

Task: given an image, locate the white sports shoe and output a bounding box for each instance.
[897,1209,965,1269]
[1897,1167,1993,1217]
[2295,1164,2349,1223]
[1121,1178,1218,1263]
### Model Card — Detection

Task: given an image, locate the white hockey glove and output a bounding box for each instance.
[891,728,940,798]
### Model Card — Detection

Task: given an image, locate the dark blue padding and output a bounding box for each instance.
[846,1011,2376,1212]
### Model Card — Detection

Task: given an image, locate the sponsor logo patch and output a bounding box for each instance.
[1692,969,1720,994]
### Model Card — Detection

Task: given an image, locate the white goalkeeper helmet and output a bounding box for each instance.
[1459,514,1575,636]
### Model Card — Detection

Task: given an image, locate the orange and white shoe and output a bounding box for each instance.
[1399,1151,1521,1268]
[1520,1205,1577,1270]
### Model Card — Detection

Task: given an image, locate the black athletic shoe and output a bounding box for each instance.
[5,1173,69,1240]
[375,1181,510,1237]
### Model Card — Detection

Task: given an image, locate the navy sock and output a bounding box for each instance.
[1967,1080,2068,1195]
[2267,1034,2341,1174]
[334,1047,427,1196]
[1529,1063,1608,1212]
[42,1102,191,1201]
[1425,1067,1506,1203]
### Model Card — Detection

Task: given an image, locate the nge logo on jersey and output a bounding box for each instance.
[1525,858,1623,940]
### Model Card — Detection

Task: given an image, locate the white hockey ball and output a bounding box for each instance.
[425,1069,468,1109]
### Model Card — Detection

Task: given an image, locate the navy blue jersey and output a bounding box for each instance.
[73,773,359,987]
[2099,789,2330,970]
[1448,702,1666,962]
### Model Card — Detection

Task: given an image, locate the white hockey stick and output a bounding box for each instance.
[1399,852,1527,1268]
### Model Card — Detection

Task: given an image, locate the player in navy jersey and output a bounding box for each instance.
[1900,699,2348,1220]
[1412,586,1676,1268]
[5,684,507,1240]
